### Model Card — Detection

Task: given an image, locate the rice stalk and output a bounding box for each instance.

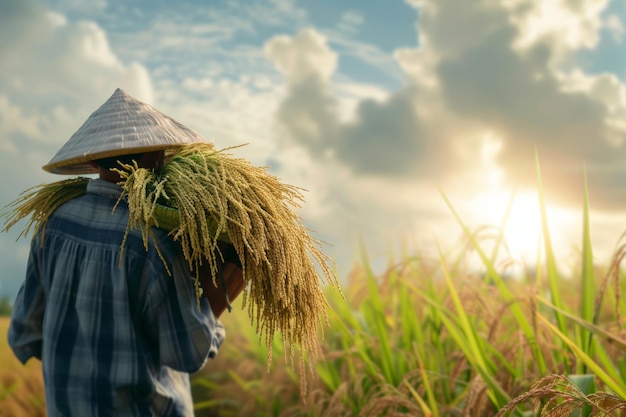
[537,315,626,399]
[580,167,595,368]
[495,374,626,417]
[1,177,89,241]
[536,151,570,371]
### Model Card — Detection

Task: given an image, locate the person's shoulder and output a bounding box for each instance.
[85,178,123,199]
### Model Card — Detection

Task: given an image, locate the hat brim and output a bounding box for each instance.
[43,88,210,175]
[42,144,185,175]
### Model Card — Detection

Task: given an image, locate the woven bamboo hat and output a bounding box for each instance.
[43,88,210,174]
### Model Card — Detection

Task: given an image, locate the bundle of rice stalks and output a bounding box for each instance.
[2,143,340,385]
[2,177,89,242]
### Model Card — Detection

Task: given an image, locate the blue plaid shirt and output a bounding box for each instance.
[8,179,225,417]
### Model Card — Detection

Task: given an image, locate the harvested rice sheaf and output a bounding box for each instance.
[1,177,89,242]
[2,143,340,381]
[118,144,340,367]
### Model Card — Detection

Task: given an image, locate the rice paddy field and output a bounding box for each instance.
[3,187,626,416]
[0,317,45,417]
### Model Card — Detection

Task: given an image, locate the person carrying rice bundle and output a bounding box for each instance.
[3,88,338,416]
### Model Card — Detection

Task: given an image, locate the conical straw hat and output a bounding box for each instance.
[43,88,210,174]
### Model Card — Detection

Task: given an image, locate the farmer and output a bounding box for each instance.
[7,89,229,416]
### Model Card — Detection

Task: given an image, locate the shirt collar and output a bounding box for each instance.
[86,178,123,200]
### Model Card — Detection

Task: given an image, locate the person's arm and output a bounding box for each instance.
[143,239,247,371]
[144,243,226,373]
[200,262,246,317]
[198,242,245,318]
[8,237,46,363]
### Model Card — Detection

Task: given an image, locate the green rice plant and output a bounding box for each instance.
[434,157,626,415]
[433,246,512,410]
[495,374,626,416]
[534,153,568,348]
[579,170,595,367]
[491,158,626,416]
[314,242,526,415]
[537,159,626,384]
[314,254,419,413]
[411,345,439,417]
[538,315,626,398]
[438,185,548,377]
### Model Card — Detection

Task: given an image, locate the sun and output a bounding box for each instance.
[467,188,577,266]
[454,132,582,267]
[501,192,547,262]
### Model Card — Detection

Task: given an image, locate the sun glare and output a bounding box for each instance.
[467,189,577,267]
[455,132,581,269]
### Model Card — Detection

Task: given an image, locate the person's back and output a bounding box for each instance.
[9,178,224,416]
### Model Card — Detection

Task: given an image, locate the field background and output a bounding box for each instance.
[0,317,45,417]
[3,193,626,416]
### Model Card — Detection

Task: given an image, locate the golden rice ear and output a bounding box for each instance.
[1,177,90,241]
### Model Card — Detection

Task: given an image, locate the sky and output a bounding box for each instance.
[1,0,626,301]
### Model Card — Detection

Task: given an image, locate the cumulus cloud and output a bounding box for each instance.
[266,0,626,210]
[415,0,626,206]
[1,2,152,102]
[266,29,338,83]
[508,0,609,53]
[265,29,434,177]
[263,28,448,275]
[258,0,626,276]
[265,30,339,153]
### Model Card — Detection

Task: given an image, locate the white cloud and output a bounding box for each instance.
[605,14,625,42]
[397,0,626,206]
[1,1,153,104]
[47,10,68,27]
[337,10,364,34]
[0,95,42,138]
[0,3,150,155]
[509,0,609,53]
[265,29,338,84]
[76,21,122,67]
[333,81,390,123]
[324,33,406,84]
[265,29,436,177]
[559,69,626,114]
